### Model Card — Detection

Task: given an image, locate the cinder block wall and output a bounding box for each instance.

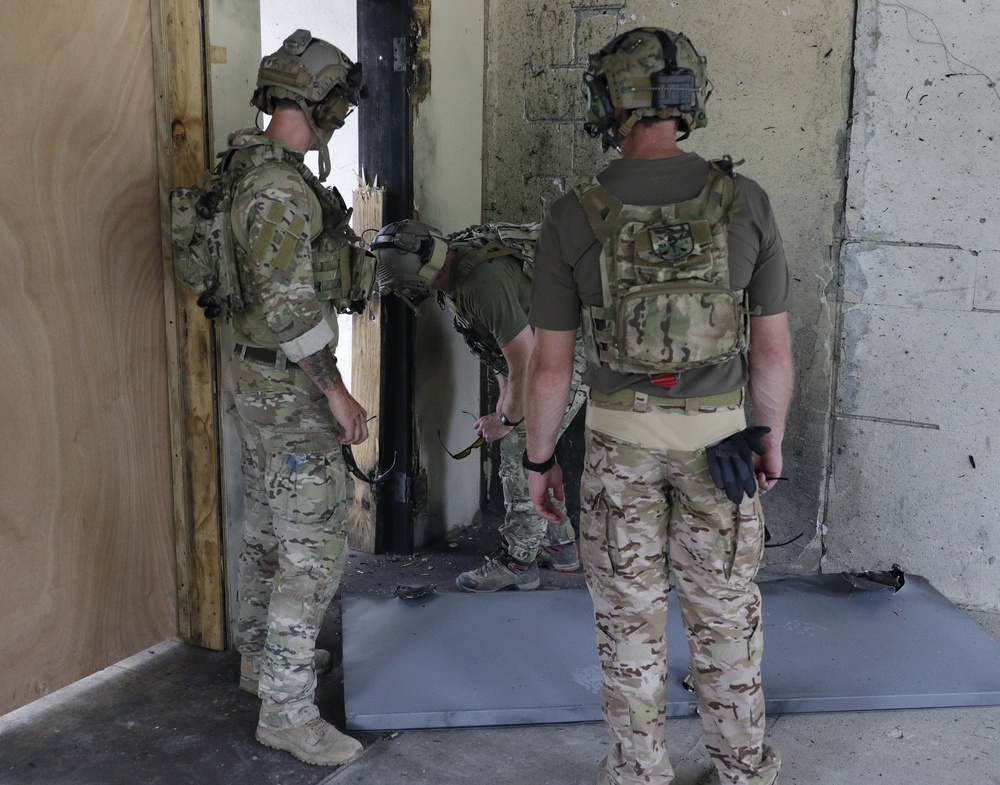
[826,0,1000,609]
[483,0,856,574]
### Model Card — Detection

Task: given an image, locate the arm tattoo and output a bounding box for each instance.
[297,349,345,395]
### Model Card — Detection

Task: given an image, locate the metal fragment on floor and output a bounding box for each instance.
[342,574,1000,730]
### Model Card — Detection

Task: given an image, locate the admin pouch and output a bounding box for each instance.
[440,222,540,377]
[574,159,749,375]
[170,138,375,320]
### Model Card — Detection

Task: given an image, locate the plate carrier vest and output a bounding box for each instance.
[170,137,374,320]
[574,159,749,377]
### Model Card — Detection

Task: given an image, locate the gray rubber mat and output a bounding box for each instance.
[343,574,1000,730]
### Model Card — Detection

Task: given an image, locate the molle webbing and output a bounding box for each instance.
[231,141,359,306]
[575,162,734,310]
[572,159,743,376]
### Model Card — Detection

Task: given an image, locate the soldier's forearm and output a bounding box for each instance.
[297,348,346,398]
[747,313,793,444]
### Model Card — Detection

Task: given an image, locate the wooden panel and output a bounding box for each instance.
[0,1,179,714]
[151,0,225,649]
[348,184,385,553]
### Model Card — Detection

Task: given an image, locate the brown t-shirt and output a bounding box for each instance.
[529,153,790,398]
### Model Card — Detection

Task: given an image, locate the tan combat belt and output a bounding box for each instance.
[588,386,742,414]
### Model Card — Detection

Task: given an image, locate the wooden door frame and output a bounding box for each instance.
[147,0,418,648]
[150,0,225,650]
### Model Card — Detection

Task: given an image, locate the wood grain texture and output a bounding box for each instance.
[0,0,180,714]
[348,185,386,553]
[151,0,225,649]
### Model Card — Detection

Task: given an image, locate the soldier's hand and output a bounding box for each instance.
[755,441,784,495]
[327,389,370,445]
[528,462,564,524]
[475,412,513,443]
[705,426,770,505]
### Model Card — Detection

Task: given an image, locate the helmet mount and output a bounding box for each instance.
[583,28,711,152]
[369,221,450,312]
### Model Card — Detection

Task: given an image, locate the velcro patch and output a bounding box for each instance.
[251,200,308,271]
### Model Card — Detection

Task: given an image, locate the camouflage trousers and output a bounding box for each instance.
[498,338,588,563]
[227,356,350,730]
[581,427,780,785]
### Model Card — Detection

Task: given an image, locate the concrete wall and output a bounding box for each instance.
[826,0,1000,609]
[483,0,857,571]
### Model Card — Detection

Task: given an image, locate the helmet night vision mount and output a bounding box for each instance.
[583,27,711,151]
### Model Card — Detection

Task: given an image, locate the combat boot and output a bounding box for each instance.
[537,540,581,572]
[240,649,334,695]
[455,548,540,592]
[256,716,363,766]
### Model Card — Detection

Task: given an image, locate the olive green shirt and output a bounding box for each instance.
[529,153,790,397]
[450,249,531,353]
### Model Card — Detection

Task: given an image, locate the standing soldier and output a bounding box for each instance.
[372,220,588,590]
[224,30,370,766]
[525,28,791,785]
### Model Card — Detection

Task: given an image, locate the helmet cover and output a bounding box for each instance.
[583,27,710,150]
[252,30,367,179]
[370,220,450,310]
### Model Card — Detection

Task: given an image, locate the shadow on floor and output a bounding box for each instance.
[0,513,584,785]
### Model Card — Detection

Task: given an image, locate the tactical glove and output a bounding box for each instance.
[705,426,771,505]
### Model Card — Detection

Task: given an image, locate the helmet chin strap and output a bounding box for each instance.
[317,146,331,182]
[302,106,334,181]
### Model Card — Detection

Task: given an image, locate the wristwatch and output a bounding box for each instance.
[521,450,556,473]
[498,412,523,427]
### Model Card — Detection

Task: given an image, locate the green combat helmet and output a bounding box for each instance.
[583,27,710,151]
[369,220,450,311]
[252,29,366,181]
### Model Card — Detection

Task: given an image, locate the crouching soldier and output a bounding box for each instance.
[372,220,588,591]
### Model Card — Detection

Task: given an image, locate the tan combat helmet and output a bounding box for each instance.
[369,220,450,312]
[252,29,366,180]
[583,27,710,151]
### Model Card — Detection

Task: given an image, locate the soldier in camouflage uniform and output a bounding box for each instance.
[371,220,588,591]
[224,30,368,766]
[525,29,792,785]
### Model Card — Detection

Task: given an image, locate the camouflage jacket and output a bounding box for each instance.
[226,130,353,358]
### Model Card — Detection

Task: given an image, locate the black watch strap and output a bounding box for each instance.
[522,450,556,473]
[499,412,524,427]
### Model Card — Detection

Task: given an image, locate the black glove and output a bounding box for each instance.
[705,426,771,505]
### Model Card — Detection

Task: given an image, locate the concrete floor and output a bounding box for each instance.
[2,516,999,785]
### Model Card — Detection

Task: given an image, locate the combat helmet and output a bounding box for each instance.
[583,27,710,151]
[252,29,366,180]
[370,220,450,311]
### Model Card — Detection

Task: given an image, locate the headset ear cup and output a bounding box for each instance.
[584,72,617,143]
[596,75,615,121]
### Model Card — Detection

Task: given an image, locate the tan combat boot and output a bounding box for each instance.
[455,548,540,592]
[537,540,581,572]
[256,716,363,766]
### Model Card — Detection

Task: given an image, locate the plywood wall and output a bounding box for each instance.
[0,1,178,714]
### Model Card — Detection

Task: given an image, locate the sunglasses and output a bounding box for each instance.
[341,416,394,485]
[342,444,395,485]
[437,430,485,460]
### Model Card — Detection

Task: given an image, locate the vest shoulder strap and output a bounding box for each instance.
[573,177,621,246]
